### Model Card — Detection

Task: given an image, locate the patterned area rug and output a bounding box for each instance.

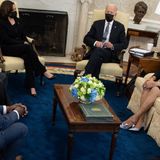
[46,62,138,82]
[47,65,75,75]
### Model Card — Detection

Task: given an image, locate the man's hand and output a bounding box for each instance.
[7,103,28,117]
[15,105,28,117]
[102,41,113,49]
[7,103,22,113]
[95,41,104,48]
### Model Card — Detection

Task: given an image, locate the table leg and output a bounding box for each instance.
[67,131,74,160]
[52,94,57,125]
[109,131,118,160]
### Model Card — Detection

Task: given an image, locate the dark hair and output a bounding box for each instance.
[0,0,15,18]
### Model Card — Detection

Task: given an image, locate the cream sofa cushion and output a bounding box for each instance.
[154,98,160,114]
[147,111,160,147]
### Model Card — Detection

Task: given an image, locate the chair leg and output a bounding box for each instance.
[115,76,123,96]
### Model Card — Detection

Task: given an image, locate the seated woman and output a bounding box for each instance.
[0,0,55,96]
[120,71,160,131]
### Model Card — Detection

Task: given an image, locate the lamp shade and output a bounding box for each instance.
[155,1,160,15]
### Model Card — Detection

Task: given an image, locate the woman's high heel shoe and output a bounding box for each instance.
[44,71,56,80]
[30,88,37,97]
[128,123,144,132]
[47,74,56,80]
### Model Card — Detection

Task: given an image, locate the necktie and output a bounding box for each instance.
[102,22,110,42]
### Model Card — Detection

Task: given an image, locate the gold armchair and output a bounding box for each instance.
[74,10,129,96]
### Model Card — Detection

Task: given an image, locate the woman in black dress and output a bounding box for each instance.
[0,0,55,96]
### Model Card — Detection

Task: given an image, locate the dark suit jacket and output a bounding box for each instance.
[0,18,27,47]
[83,19,128,57]
[0,105,18,131]
[154,71,160,80]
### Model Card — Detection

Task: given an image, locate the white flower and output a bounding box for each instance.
[69,75,106,103]
[87,88,91,94]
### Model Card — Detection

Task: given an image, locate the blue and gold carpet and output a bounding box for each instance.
[7,73,160,160]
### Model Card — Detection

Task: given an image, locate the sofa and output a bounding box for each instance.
[127,73,160,146]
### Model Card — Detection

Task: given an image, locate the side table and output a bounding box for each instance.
[125,53,160,85]
[52,84,121,160]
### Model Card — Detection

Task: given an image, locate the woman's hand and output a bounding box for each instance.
[143,79,157,89]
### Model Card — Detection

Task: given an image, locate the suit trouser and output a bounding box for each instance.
[84,48,112,78]
[0,122,28,160]
[0,73,10,105]
[2,44,46,88]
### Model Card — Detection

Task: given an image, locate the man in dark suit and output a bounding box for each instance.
[0,73,28,160]
[0,103,28,160]
[83,4,128,78]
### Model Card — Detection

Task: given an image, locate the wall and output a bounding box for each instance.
[92,0,160,21]
[14,0,160,61]
[14,0,80,56]
[90,0,160,61]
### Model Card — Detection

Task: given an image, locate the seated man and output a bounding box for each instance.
[83,3,128,79]
[0,73,28,160]
[0,104,28,160]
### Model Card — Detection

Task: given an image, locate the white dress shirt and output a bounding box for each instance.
[94,20,114,47]
[2,105,20,119]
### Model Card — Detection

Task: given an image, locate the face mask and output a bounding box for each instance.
[105,13,114,22]
[8,11,17,18]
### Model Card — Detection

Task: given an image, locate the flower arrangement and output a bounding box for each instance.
[69,75,106,103]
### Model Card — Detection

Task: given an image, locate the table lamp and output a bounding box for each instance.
[155,1,160,15]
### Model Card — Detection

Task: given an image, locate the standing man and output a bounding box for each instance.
[83,4,128,79]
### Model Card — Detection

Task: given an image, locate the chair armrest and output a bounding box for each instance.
[26,36,34,44]
[26,36,40,56]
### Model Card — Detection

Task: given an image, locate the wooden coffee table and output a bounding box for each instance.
[52,84,121,160]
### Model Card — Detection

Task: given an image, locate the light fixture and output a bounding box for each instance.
[155,1,160,15]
